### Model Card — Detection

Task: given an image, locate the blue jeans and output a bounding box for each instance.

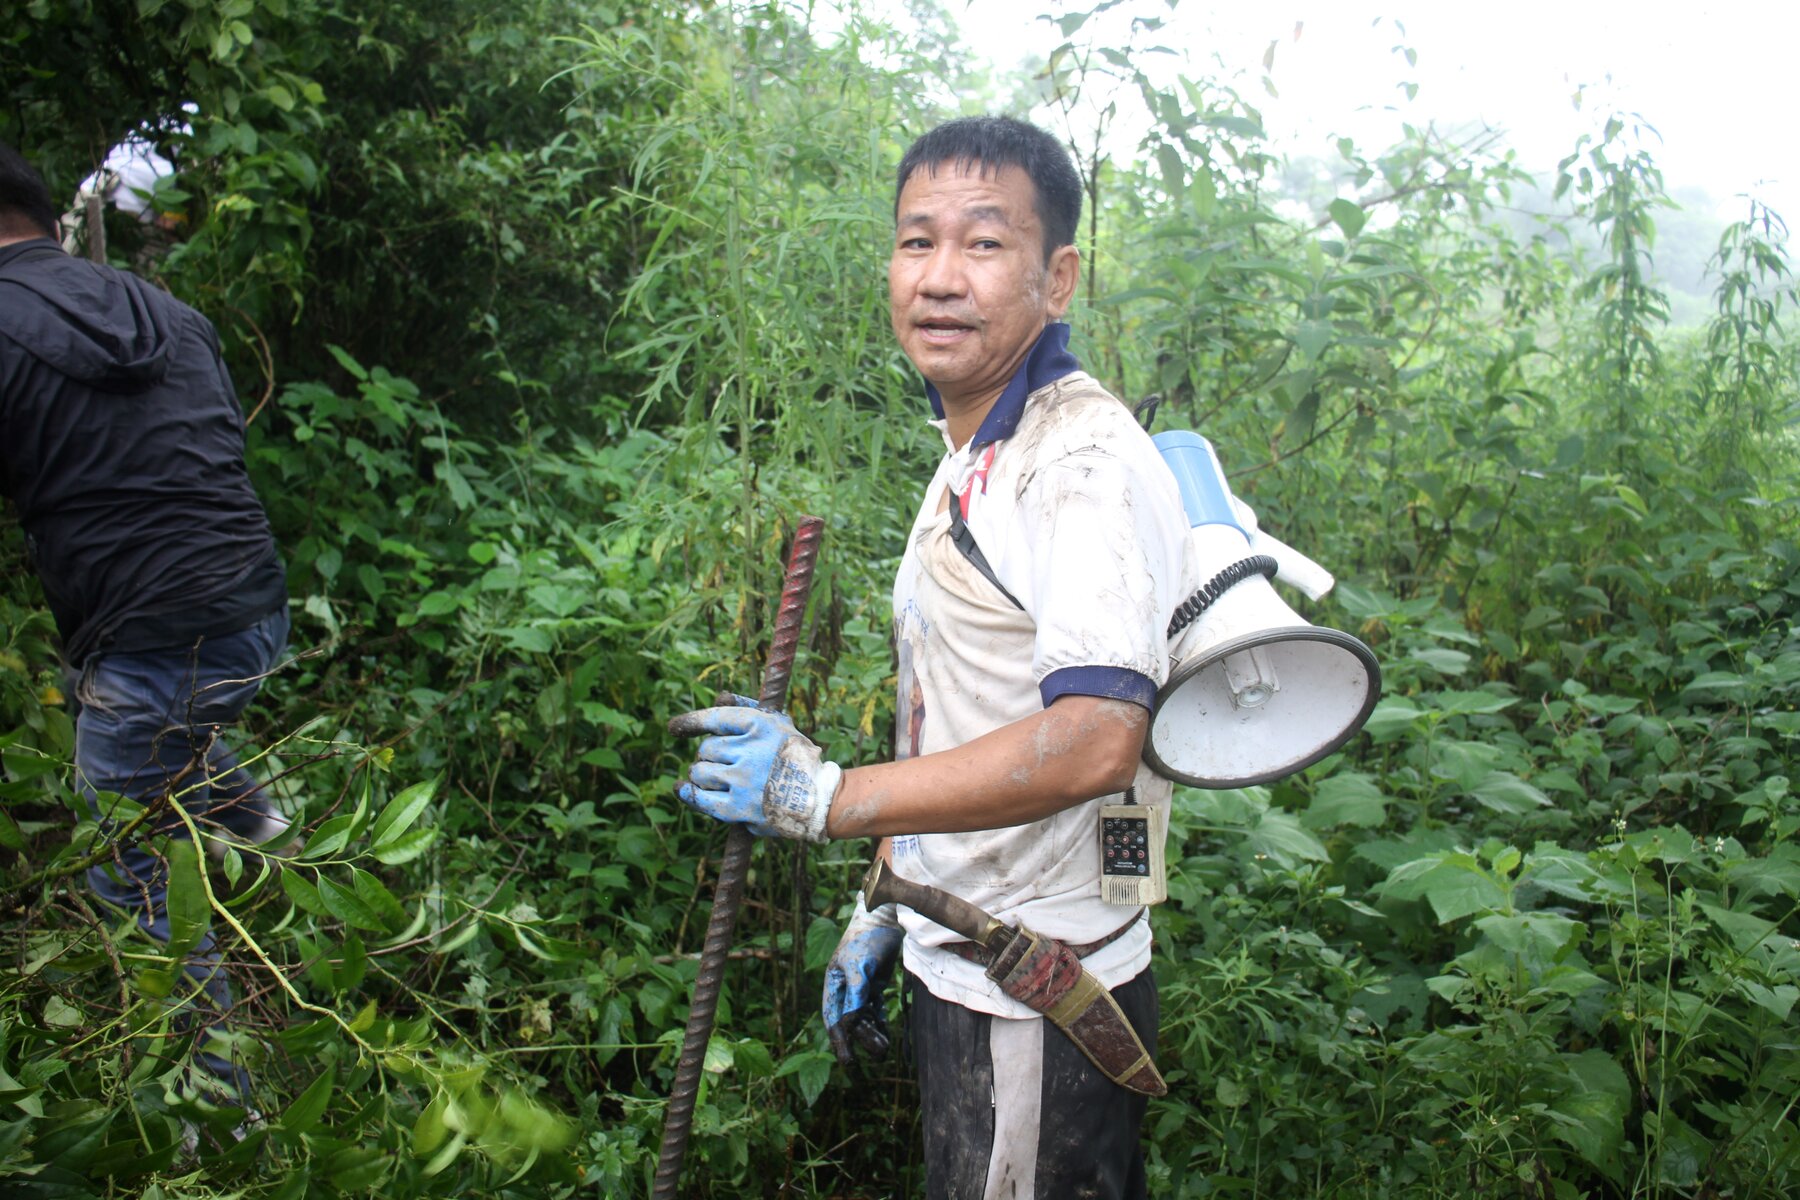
[74,606,289,1096]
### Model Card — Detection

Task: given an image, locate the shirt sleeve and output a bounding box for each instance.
[1017,445,1188,710]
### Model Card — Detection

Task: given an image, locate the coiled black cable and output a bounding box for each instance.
[1166,555,1281,639]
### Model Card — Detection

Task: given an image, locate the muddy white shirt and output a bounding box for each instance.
[890,323,1198,1018]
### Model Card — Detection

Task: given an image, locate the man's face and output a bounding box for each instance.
[889,162,1078,415]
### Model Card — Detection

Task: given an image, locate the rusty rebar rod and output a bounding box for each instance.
[653,515,824,1198]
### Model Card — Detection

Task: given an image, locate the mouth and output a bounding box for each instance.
[915,316,975,343]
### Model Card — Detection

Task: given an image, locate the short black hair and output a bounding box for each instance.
[894,116,1081,261]
[0,143,58,240]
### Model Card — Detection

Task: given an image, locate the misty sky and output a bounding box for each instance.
[942,1,1798,227]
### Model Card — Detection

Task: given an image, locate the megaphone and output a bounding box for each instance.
[1145,432,1380,789]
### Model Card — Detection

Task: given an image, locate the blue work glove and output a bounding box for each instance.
[666,695,840,842]
[822,897,903,1065]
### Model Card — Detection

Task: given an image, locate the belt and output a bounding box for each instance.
[942,908,1144,967]
[864,860,1166,1096]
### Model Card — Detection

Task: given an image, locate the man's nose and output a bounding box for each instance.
[918,245,966,297]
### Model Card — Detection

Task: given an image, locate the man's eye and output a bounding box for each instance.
[972,239,1001,250]
[900,237,932,250]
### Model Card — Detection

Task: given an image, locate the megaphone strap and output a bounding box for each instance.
[1166,554,1280,639]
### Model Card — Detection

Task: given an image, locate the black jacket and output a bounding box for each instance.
[0,238,284,666]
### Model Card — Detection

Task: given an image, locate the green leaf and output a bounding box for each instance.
[1628,826,1697,865]
[0,809,24,851]
[413,1092,449,1156]
[163,839,210,961]
[1330,583,1394,620]
[2,745,63,780]
[417,591,462,617]
[336,933,368,993]
[348,999,378,1032]
[219,845,243,888]
[300,813,355,860]
[1384,853,1507,923]
[1247,810,1330,868]
[1327,198,1365,238]
[1650,1112,1708,1188]
[1432,690,1517,716]
[281,1070,334,1136]
[346,772,374,841]
[1700,903,1777,953]
[330,1146,390,1191]
[372,827,438,865]
[351,869,408,933]
[1155,143,1185,199]
[0,1061,44,1117]
[1534,964,1606,996]
[318,874,386,931]
[500,626,554,654]
[422,1132,467,1177]
[39,1102,113,1167]
[1293,319,1331,360]
[804,915,841,972]
[1434,739,1500,788]
[1424,974,1467,1002]
[1303,772,1387,829]
[372,776,438,850]
[1469,771,1552,814]
[1363,699,1425,741]
[1206,114,1265,140]
[579,746,623,770]
[326,344,368,381]
[1406,647,1471,676]
[1422,616,1482,646]
[298,931,333,991]
[527,584,585,619]
[513,926,585,961]
[774,1049,833,1107]
[282,870,330,917]
[436,461,476,510]
[437,921,481,956]
[1523,846,1607,901]
[43,994,82,1028]
[1548,1050,1628,1172]
[1732,980,1798,1020]
[1472,912,1581,967]
[1726,849,1800,899]
[1683,670,1749,692]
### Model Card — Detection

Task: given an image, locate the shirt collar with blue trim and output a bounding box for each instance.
[923,322,1082,449]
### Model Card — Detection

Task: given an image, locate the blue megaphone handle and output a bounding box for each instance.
[1152,431,1246,534]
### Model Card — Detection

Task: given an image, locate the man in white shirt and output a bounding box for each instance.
[670,115,1195,1199]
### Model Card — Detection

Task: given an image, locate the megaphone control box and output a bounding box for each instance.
[1099,800,1167,906]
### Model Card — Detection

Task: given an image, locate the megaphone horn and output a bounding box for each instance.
[1146,432,1381,789]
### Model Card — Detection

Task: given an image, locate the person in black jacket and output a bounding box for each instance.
[0,142,288,1100]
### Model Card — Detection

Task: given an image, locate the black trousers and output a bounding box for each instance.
[906,968,1157,1200]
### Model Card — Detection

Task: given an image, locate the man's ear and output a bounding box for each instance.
[1044,243,1080,318]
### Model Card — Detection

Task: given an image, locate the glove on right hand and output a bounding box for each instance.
[666,695,839,842]
[822,897,903,1065]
